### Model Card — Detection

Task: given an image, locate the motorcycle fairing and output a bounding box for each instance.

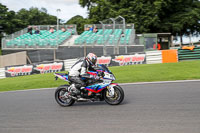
[85,82,110,93]
[87,71,97,76]
[85,83,118,93]
[54,73,69,81]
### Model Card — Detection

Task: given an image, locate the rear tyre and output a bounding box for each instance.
[55,85,75,107]
[104,85,124,105]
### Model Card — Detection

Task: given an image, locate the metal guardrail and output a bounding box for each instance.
[64,59,77,71]
[0,68,6,79]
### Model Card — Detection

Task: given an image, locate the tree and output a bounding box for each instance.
[79,0,200,36]
[66,15,88,34]
[16,7,57,26]
[0,3,10,48]
[79,0,98,10]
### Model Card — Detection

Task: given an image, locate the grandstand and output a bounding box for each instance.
[5,30,71,48]
[2,25,76,49]
[1,16,144,62]
[73,25,134,46]
[74,16,135,46]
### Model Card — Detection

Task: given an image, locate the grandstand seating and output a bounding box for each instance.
[97,29,113,44]
[120,29,132,44]
[108,29,122,44]
[74,29,132,45]
[4,27,133,49]
[6,30,72,48]
[75,30,93,44]
[86,29,103,44]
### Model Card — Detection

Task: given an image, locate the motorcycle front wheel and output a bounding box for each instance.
[104,85,124,105]
[55,85,75,107]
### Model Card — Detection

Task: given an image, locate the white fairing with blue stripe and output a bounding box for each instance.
[103,72,116,81]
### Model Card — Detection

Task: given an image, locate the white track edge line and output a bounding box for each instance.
[119,79,200,85]
[0,79,200,94]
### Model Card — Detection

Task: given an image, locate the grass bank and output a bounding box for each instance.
[0,60,200,91]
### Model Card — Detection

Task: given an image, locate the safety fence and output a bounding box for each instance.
[0,48,199,79]
[0,53,146,78]
[63,53,146,71]
[0,68,5,79]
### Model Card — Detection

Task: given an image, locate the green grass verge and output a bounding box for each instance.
[0,60,200,92]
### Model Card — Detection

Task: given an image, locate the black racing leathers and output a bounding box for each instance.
[68,76,85,89]
[68,58,95,89]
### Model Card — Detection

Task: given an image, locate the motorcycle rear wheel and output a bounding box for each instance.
[104,85,124,105]
[55,85,75,107]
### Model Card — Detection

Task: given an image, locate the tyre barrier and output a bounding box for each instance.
[178,47,200,61]
[146,51,162,64]
[146,50,178,64]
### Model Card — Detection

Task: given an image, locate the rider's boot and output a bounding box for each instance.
[69,84,80,95]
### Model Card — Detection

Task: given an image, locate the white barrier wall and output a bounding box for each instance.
[146,51,162,64]
[64,59,77,71]
[0,51,27,68]
[0,68,6,79]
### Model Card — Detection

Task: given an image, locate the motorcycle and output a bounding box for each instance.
[54,64,124,106]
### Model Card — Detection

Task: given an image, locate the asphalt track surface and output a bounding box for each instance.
[0,81,200,133]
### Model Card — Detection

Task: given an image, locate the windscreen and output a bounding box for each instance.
[98,65,110,73]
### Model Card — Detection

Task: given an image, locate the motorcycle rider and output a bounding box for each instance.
[68,53,99,95]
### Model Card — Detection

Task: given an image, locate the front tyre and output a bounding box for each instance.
[104,85,124,105]
[55,85,75,107]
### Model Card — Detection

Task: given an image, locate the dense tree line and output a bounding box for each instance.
[66,15,88,34]
[78,0,200,37]
[1,0,200,48]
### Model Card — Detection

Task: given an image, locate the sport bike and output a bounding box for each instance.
[54,65,124,106]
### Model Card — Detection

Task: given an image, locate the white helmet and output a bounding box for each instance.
[86,53,97,65]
